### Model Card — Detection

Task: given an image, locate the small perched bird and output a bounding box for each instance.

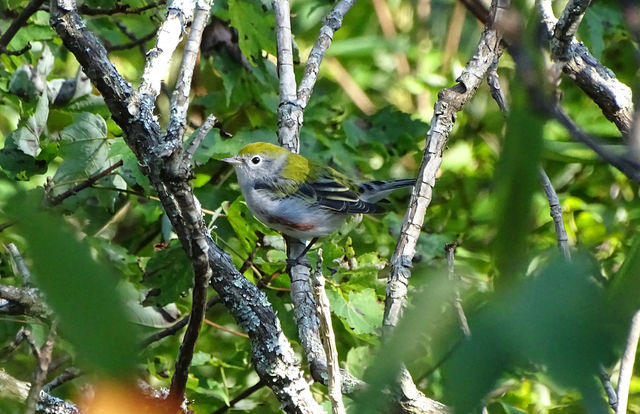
[222,142,415,257]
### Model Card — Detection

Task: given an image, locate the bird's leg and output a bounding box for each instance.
[285,237,318,272]
[297,237,318,260]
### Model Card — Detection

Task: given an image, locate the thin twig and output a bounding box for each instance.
[137,0,196,102]
[273,0,300,153]
[184,114,217,163]
[297,0,356,109]
[311,249,346,414]
[167,0,214,143]
[210,380,265,414]
[552,105,640,184]
[25,321,57,414]
[78,1,164,16]
[0,0,45,54]
[49,160,123,205]
[140,296,222,347]
[5,243,32,285]
[616,309,640,414]
[42,367,82,392]
[539,169,571,259]
[203,319,249,338]
[599,365,618,412]
[106,29,158,52]
[445,243,470,337]
[0,327,26,360]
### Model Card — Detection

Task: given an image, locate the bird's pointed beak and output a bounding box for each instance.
[221,156,242,166]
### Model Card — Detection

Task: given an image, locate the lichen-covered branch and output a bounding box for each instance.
[384,0,506,332]
[273,0,300,152]
[137,0,195,102]
[538,0,634,135]
[166,0,213,143]
[551,0,592,59]
[51,2,323,412]
[311,251,346,414]
[297,0,356,109]
[0,369,79,414]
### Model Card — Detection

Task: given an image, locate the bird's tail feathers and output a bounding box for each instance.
[358,178,416,203]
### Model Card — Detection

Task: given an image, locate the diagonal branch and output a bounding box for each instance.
[551,0,592,59]
[167,0,213,143]
[297,0,356,109]
[537,0,634,135]
[384,0,506,332]
[137,0,196,104]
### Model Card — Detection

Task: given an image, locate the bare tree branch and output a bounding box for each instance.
[311,250,346,414]
[273,0,300,153]
[137,0,196,104]
[211,380,265,414]
[5,243,33,285]
[551,0,592,59]
[537,0,634,135]
[600,366,618,412]
[0,284,48,317]
[538,169,571,259]
[297,0,356,110]
[25,322,57,414]
[616,309,640,414]
[0,368,79,414]
[42,367,82,393]
[167,0,213,143]
[445,243,470,337]
[49,160,124,205]
[384,0,506,333]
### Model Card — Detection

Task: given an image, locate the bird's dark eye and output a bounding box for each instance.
[251,156,261,165]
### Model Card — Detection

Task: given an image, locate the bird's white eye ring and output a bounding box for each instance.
[251,156,261,165]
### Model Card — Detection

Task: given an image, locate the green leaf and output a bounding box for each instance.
[8,25,55,51]
[493,87,544,283]
[108,139,151,192]
[226,197,273,253]
[51,112,111,197]
[228,0,276,63]
[0,132,48,180]
[142,240,194,307]
[327,288,383,335]
[6,189,139,377]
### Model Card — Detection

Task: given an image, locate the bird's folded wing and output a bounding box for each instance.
[308,179,384,214]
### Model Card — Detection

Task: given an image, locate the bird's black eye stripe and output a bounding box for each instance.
[251,156,261,164]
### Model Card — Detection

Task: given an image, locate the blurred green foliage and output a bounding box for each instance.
[0,0,639,412]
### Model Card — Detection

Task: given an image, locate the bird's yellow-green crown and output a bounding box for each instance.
[238,142,288,157]
[238,142,312,181]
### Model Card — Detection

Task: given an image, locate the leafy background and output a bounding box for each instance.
[0,0,639,412]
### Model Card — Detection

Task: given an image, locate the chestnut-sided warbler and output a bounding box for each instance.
[222,142,415,248]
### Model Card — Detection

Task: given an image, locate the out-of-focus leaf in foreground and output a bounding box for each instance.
[442,254,613,412]
[354,254,616,413]
[6,189,139,377]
